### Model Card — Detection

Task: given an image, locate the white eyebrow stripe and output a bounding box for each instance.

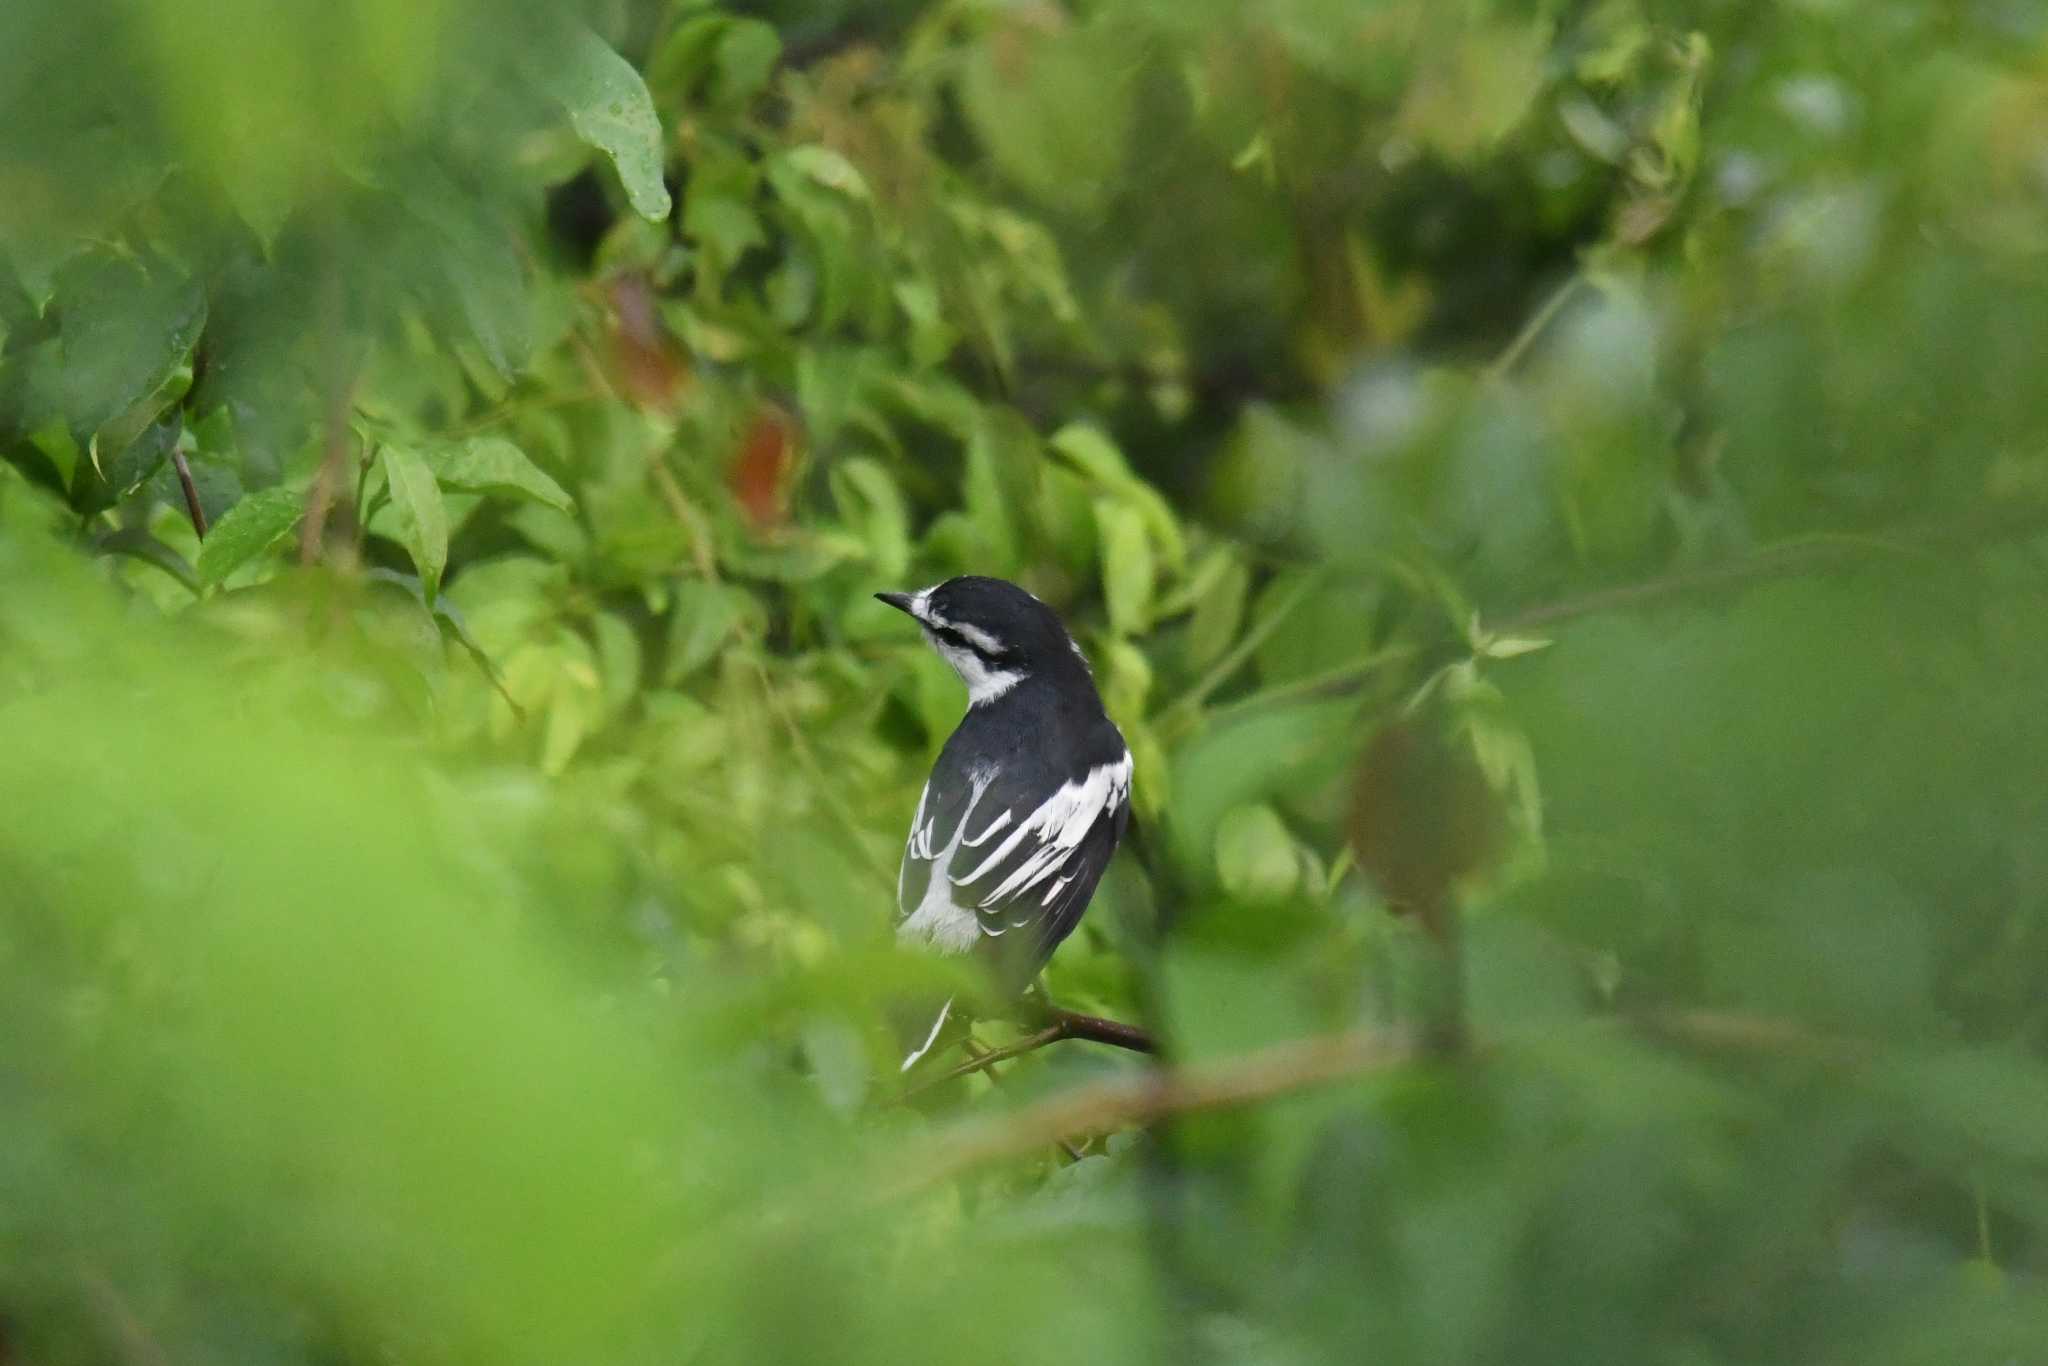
[951,621,1005,655]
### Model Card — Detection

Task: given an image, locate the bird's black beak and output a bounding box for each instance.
[875,591,916,616]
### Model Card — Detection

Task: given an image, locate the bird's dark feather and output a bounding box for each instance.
[897,675,1128,990]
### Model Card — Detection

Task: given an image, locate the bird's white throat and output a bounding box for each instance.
[931,636,1023,705]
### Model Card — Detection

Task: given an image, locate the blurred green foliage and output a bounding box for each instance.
[5,0,2048,1362]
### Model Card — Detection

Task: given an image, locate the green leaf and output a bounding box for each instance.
[1098,634,1154,727]
[683,193,766,274]
[663,582,757,685]
[1214,804,1302,906]
[1047,422,1130,485]
[1186,548,1250,668]
[961,419,1022,573]
[591,611,643,720]
[554,26,673,222]
[197,487,304,587]
[893,278,955,369]
[539,630,603,775]
[100,415,181,498]
[1096,498,1154,637]
[365,568,525,720]
[1393,18,1552,162]
[96,526,199,595]
[831,457,910,582]
[765,155,876,333]
[381,445,449,603]
[1050,423,1186,571]
[27,417,80,491]
[781,146,871,201]
[398,164,531,380]
[649,15,781,109]
[1166,701,1355,882]
[1252,571,1382,686]
[28,253,206,492]
[425,437,573,514]
[1480,633,1553,660]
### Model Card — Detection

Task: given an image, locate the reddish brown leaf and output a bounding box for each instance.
[729,402,800,530]
[608,274,690,412]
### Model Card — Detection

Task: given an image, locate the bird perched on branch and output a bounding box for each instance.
[877,576,1132,1071]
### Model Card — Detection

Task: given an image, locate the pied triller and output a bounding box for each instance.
[876,576,1132,1070]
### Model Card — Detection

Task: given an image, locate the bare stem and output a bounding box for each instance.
[301,377,358,567]
[905,1023,1069,1098]
[903,1008,1158,1099]
[168,445,207,539]
[1486,272,1585,381]
[892,1027,1415,1195]
[891,1010,1852,1195]
[1044,1008,1157,1054]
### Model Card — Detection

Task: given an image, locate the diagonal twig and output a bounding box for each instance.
[903,1007,1159,1098]
[168,445,207,539]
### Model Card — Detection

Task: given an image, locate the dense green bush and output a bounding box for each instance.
[5,1,2048,1362]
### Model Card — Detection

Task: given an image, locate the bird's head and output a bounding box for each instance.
[876,575,1090,705]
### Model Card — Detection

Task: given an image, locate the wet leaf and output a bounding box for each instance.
[197,487,304,587]
[426,437,573,514]
[553,25,673,221]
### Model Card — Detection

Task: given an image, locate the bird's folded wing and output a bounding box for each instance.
[947,750,1132,951]
[897,760,1012,940]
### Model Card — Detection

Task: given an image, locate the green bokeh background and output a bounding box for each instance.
[4,1,2048,1362]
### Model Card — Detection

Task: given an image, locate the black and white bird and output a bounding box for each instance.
[877,576,1132,1071]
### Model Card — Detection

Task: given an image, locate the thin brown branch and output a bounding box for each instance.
[1045,1008,1157,1054]
[956,1035,1084,1160]
[648,453,720,582]
[904,1022,1068,1098]
[904,1007,1159,1098]
[892,1027,1415,1196]
[1485,272,1585,381]
[168,445,207,539]
[702,1009,1852,1260]
[300,375,358,567]
[891,1009,1854,1195]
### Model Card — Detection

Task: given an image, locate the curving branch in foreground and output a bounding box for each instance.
[890,1027,1414,1197]
[903,1007,1158,1099]
[890,1010,1853,1197]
